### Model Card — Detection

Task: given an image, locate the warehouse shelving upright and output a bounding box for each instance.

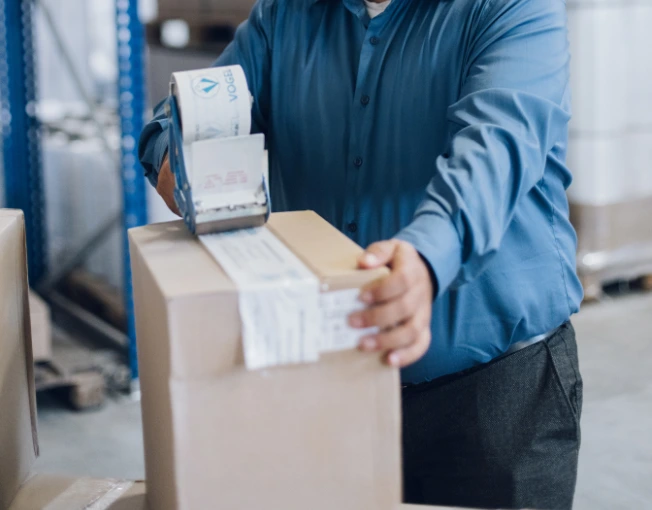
[0,0,46,284]
[116,0,149,385]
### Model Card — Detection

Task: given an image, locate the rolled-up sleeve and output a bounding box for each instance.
[396,0,570,297]
[138,0,275,187]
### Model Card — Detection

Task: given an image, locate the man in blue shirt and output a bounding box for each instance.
[140,0,584,508]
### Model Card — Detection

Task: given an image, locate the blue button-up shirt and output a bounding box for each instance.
[139,0,583,384]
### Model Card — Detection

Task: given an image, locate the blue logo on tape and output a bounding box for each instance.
[192,76,220,98]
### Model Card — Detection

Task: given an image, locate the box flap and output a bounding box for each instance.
[0,210,39,510]
[127,220,236,299]
[127,211,388,301]
[267,211,388,290]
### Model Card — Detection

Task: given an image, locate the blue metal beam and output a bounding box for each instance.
[0,0,46,284]
[116,0,148,382]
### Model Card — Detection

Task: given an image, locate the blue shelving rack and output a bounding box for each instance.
[116,0,149,383]
[1,0,148,385]
[0,0,46,284]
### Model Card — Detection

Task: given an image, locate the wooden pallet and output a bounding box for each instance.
[34,326,112,410]
[571,198,652,302]
[581,273,652,302]
[62,269,127,331]
[641,275,652,291]
[35,361,105,410]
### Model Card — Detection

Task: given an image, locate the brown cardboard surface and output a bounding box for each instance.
[267,211,386,291]
[129,211,400,510]
[28,291,52,362]
[571,195,652,255]
[0,210,38,510]
[8,475,146,510]
[570,196,652,282]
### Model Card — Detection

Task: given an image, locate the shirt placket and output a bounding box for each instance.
[342,14,386,240]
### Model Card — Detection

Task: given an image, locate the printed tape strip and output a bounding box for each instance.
[200,227,378,370]
[199,227,321,370]
[44,478,133,510]
[320,288,379,352]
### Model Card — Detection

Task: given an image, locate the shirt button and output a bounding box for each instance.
[370,36,380,45]
[353,156,363,167]
[347,222,358,233]
[360,95,370,106]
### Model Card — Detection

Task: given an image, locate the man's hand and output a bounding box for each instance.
[350,240,434,368]
[157,155,181,216]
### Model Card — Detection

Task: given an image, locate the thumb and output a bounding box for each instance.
[358,240,398,269]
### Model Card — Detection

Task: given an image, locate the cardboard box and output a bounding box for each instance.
[570,196,652,285]
[0,210,144,510]
[28,291,52,363]
[8,475,146,510]
[0,210,38,510]
[129,211,402,510]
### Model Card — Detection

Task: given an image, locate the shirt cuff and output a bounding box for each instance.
[394,213,463,299]
[149,131,170,188]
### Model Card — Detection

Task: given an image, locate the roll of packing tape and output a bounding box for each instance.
[171,65,253,144]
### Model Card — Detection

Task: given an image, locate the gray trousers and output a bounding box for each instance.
[402,322,583,509]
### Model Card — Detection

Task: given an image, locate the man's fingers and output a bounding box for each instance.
[350,288,422,330]
[359,321,415,352]
[359,243,419,304]
[358,240,398,269]
[360,305,431,351]
[353,239,433,368]
[360,264,414,305]
[386,329,431,368]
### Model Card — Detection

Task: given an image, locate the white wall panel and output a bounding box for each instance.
[568,2,652,133]
[567,132,652,205]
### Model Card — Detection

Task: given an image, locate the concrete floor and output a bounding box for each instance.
[34,293,652,508]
